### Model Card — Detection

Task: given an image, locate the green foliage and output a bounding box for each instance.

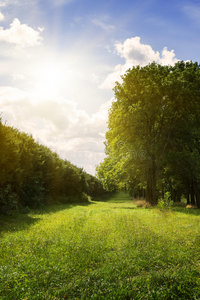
[157,192,173,211]
[0,193,200,299]
[97,61,200,207]
[0,118,106,214]
[96,157,117,192]
[0,185,18,215]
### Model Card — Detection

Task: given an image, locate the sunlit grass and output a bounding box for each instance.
[1,192,200,299]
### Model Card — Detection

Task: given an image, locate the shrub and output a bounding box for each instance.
[134,198,151,208]
[79,192,91,202]
[186,204,197,209]
[157,192,173,211]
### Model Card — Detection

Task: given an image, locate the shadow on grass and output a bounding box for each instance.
[112,206,136,210]
[0,214,41,237]
[0,201,96,236]
[31,201,96,215]
[171,206,200,216]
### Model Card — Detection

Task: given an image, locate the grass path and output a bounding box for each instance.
[0,192,200,299]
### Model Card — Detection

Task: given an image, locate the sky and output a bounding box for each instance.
[0,0,200,175]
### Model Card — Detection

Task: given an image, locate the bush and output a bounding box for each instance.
[186,204,197,209]
[134,198,151,208]
[53,193,91,204]
[157,192,173,211]
[79,192,91,203]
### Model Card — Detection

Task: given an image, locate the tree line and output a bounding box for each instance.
[97,61,200,208]
[0,119,106,214]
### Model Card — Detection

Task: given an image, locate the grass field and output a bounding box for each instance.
[0,192,200,299]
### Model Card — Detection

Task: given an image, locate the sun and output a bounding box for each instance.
[30,57,66,101]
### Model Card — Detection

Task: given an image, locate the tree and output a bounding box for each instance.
[0,119,107,214]
[98,61,200,205]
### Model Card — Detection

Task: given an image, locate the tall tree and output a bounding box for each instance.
[98,61,200,205]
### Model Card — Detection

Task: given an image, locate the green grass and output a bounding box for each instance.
[0,192,200,299]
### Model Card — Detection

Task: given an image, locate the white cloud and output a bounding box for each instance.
[0,10,4,21]
[0,1,6,7]
[12,73,26,81]
[0,0,37,6]
[0,86,110,175]
[90,98,112,136]
[0,18,43,47]
[91,18,115,31]
[101,37,179,89]
[100,63,129,89]
[115,37,160,65]
[160,47,177,65]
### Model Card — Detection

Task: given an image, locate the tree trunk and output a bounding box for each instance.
[177,190,182,202]
[172,189,175,202]
[191,180,196,206]
[186,193,190,205]
[174,189,181,202]
[193,181,200,208]
[196,192,200,209]
[146,163,158,205]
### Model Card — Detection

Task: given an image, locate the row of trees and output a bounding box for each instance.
[0,120,106,214]
[97,61,200,208]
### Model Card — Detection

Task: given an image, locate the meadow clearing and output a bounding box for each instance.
[0,192,200,299]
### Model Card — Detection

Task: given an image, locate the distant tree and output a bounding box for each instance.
[96,156,117,192]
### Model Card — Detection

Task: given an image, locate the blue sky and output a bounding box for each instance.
[0,0,200,175]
